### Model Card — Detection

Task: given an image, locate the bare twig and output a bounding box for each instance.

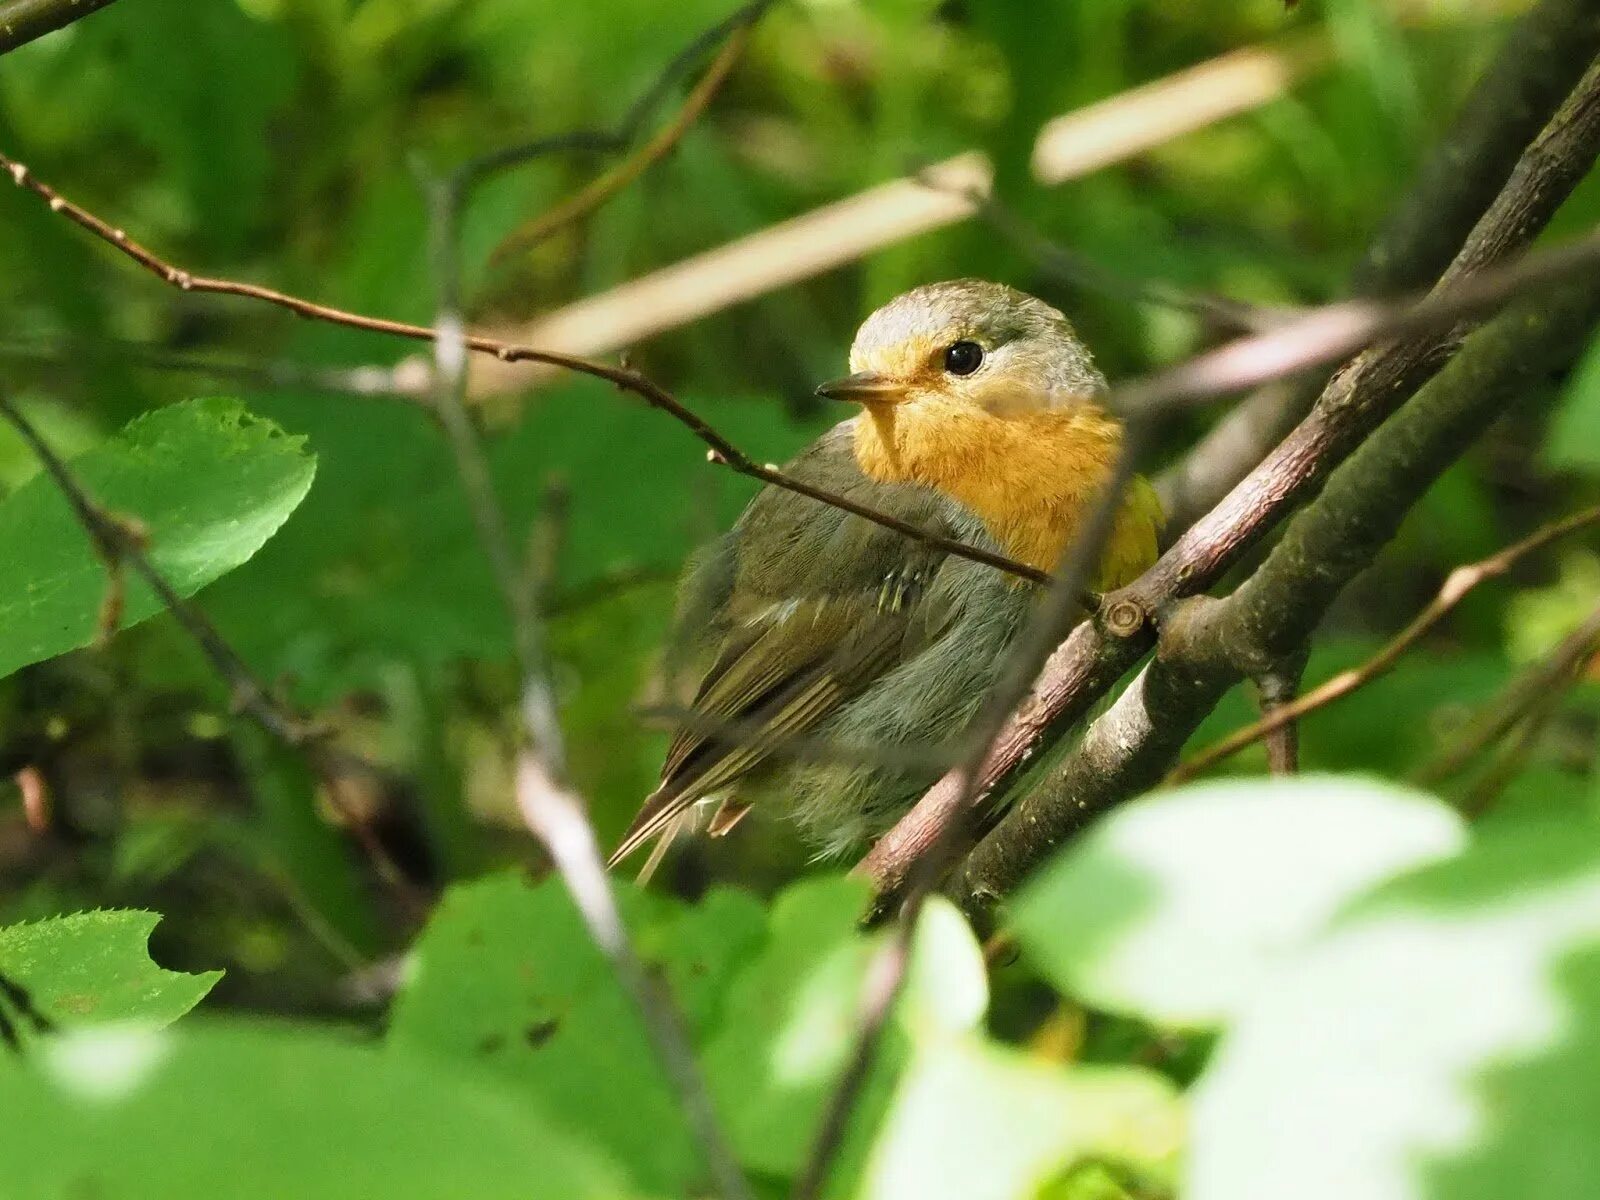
[1417,599,1600,790]
[0,148,1048,588]
[1108,228,1600,420]
[0,0,120,54]
[1171,503,1600,782]
[456,0,774,191]
[492,20,753,259]
[514,752,754,1200]
[1455,611,1600,819]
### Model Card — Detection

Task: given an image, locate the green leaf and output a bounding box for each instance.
[0,397,315,681]
[1012,776,1467,1027]
[864,1036,1183,1200]
[0,1023,632,1200]
[702,880,987,1185]
[387,871,765,1196]
[389,871,989,1194]
[0,911,218,1029]
[1189,818,1600,1200]
[1545,327,1600,472]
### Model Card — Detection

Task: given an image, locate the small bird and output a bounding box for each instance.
[609,280,1162,874]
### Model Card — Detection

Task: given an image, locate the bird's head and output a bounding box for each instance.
[815,279,1105,416]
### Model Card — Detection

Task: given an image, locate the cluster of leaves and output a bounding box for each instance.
[5,774,1599,1200]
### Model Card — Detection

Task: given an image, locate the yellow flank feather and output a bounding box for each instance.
[851,395,1161,585]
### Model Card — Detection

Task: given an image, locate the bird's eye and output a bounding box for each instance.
[943,340,984,376]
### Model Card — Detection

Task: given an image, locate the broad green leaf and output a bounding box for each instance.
[702,879,987,1185]
[387,871,765,1196]
[0,398,315,681]
[1189,819,1600,1200]
[0,911,218,1029]
[864,1036,1183,1200]
[0,1023,631,1200]
[1012,777,1467,1027]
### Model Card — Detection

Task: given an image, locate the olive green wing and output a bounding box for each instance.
[609,423,969,866]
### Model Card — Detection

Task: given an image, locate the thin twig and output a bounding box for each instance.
[1108,228,1600,420]
[1416,598,1600,790]
[1171,503,1600,782]
[456,0,774,191]
[0,149,1050,589]
[492,21,753,259]
[513,751,754,1200]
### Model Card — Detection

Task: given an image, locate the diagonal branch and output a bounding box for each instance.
[1157,0,1600,529]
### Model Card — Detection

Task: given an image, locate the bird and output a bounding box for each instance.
[608,279,1163,876]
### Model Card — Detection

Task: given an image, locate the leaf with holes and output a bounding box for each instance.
[0,910,219,1031]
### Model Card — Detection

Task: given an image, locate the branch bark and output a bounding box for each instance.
[1156,0,1600,529]
[0,0,120,54]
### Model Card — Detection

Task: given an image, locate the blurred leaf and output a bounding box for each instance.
[1189,818,1600,1200]
[0,911,218,1030]
[1012,776,1468,1027]
[1545,327,1600,473]
[864,1036,1182,1200]
[0,397,315,681]
[387,870,765,1195]
[0,1023,632,1199]
[68,0,298,251]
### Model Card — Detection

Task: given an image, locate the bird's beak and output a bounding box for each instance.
[814,371,905,405]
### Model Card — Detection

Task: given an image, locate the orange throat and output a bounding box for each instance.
[851,399,1125,577]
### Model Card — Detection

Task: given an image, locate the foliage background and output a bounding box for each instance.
[0,0,1598,1195]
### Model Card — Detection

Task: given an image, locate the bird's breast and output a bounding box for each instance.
[851,403,1124,575]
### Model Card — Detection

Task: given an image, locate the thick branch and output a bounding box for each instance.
[0,0,120,54]
[1157,0,1600,528]
[956,278,1600,912]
